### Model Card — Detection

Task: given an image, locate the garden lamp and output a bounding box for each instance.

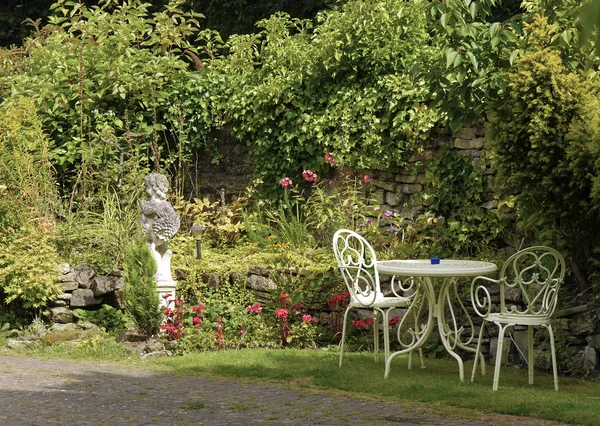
[189,224,205,259]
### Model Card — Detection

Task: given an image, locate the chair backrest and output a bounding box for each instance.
[498,246,565,317]
[333,229,381,306]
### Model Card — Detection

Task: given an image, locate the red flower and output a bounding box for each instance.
[388,316,400,326]
[276,308,289,319]
[362,175,372,184]
[178,117,184,123]
[352,319,367,329]
[192,316,201,326]
[365,318,374,326]
[302,314,313,323]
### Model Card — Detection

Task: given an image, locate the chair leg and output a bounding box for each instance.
[547,324,559,391]
[493,323,510,391]
[471,319,486,382]
[373,310,380,362]
[381,309,390,364]
[528,325,534,385]
[339,306,352,367]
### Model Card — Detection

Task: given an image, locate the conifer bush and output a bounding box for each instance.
[123,240,162,337]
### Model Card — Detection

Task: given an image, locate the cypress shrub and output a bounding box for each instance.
[123,240,162,337]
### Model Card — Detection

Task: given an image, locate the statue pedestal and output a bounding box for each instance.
[148,244,176,307]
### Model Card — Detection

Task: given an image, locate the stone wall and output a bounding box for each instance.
[50,264,125,324]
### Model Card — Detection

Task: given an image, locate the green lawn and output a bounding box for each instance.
[147,348,600,425]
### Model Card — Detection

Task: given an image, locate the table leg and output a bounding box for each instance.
[384,277,436,379]
[436,277,480,381]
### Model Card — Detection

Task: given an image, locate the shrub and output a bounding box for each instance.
[123,240,162,337]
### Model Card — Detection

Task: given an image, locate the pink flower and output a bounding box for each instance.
[325,152,336,165]
[247,303,263,314]
[302,314,313,323]
[280,177,293,189]
[178,117,184,123]
[192,316,201,326]
[279,293,290,302]
[302,170,318,183]
[365,318,374,326]
[388,316,400,326]
[276,308,289,319]
[362,175,372,184]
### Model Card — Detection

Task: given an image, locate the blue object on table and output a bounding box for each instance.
[430,257,440,264]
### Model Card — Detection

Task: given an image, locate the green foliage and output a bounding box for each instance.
[197,0,438,197]
[488,15,600,289]
[0,221,61,313]
[72,304,130,333]
[123,240,162,337]
[413,148,505,257]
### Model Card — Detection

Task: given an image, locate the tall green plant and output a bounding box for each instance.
[488,16,600,291]
[123,240,162,337]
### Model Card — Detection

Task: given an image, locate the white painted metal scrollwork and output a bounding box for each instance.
[470,246,565,391]
[333,230,379,307]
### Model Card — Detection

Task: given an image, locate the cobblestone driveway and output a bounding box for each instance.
[0,355,569,426]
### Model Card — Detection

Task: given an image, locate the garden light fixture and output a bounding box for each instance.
[189,224,205,259]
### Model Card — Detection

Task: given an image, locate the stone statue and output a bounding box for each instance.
[139,173,180,305]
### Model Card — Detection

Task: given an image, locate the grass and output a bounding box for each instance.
[146,348,600,425]
[3,341,599,425]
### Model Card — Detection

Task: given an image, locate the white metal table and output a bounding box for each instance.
[377,259,497,380]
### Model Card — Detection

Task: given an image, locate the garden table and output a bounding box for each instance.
[377,259,497,381]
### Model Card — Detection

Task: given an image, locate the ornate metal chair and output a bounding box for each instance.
[333,229,427,370]
[470,246,565,391]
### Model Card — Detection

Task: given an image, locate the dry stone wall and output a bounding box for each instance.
[51,263,125,324]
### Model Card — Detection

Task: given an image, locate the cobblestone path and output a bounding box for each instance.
[0,355,570,426]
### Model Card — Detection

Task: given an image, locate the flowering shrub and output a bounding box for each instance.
[274,292,318,348]
[324,152,336,166]
[325,291,350,343]
[162,294,206,340]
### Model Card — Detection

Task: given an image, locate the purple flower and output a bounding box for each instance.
[387,226,399,233]
[383,210,393,218]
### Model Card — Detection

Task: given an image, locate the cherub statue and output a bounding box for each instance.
[139,173,180,292]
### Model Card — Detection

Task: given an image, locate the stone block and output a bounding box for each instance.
[58,281,78,292]
[408,151,433,162]
[586,333,600,350]
[489,336,511,365]
[248,265,270,277]
[395,174,418,184]
[482,200,498,210]
[60,264,96,289]
[385,191,404,207]
[372,180,397,192]
[92,275,125,297]
[247,274,277,292]
[372,188,385,205]
[454,127,475,139]
[399,184,422,194]
[104,288,126,310]
[50,307,74,324]
[70,289,102,307]
[584,346,597,372]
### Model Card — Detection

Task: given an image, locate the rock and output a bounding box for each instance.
[51,299,68,307]
[70,289,102,307]
[399,184,422,194]
[385,191,404,207]
[247,274,277,292]
[586,334,600,350]
[56,292,73,301]
[584,346,597,372]
[571,310,600,336]
[6,340,35,349]
[104,288,126,310]
[395,174,418,184]
[50,307,73,324]
[60,264,97,289]
[92,275,125,297]
[57,263,71,275]
[57,281,79,292]
[108,268,123,277]
[454,127,475,139]
[248,265,270,276]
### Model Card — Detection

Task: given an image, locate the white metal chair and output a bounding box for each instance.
[333,229,426,370]
[470,246,565,391]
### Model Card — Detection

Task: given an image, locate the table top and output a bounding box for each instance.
[377,259,497,277]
